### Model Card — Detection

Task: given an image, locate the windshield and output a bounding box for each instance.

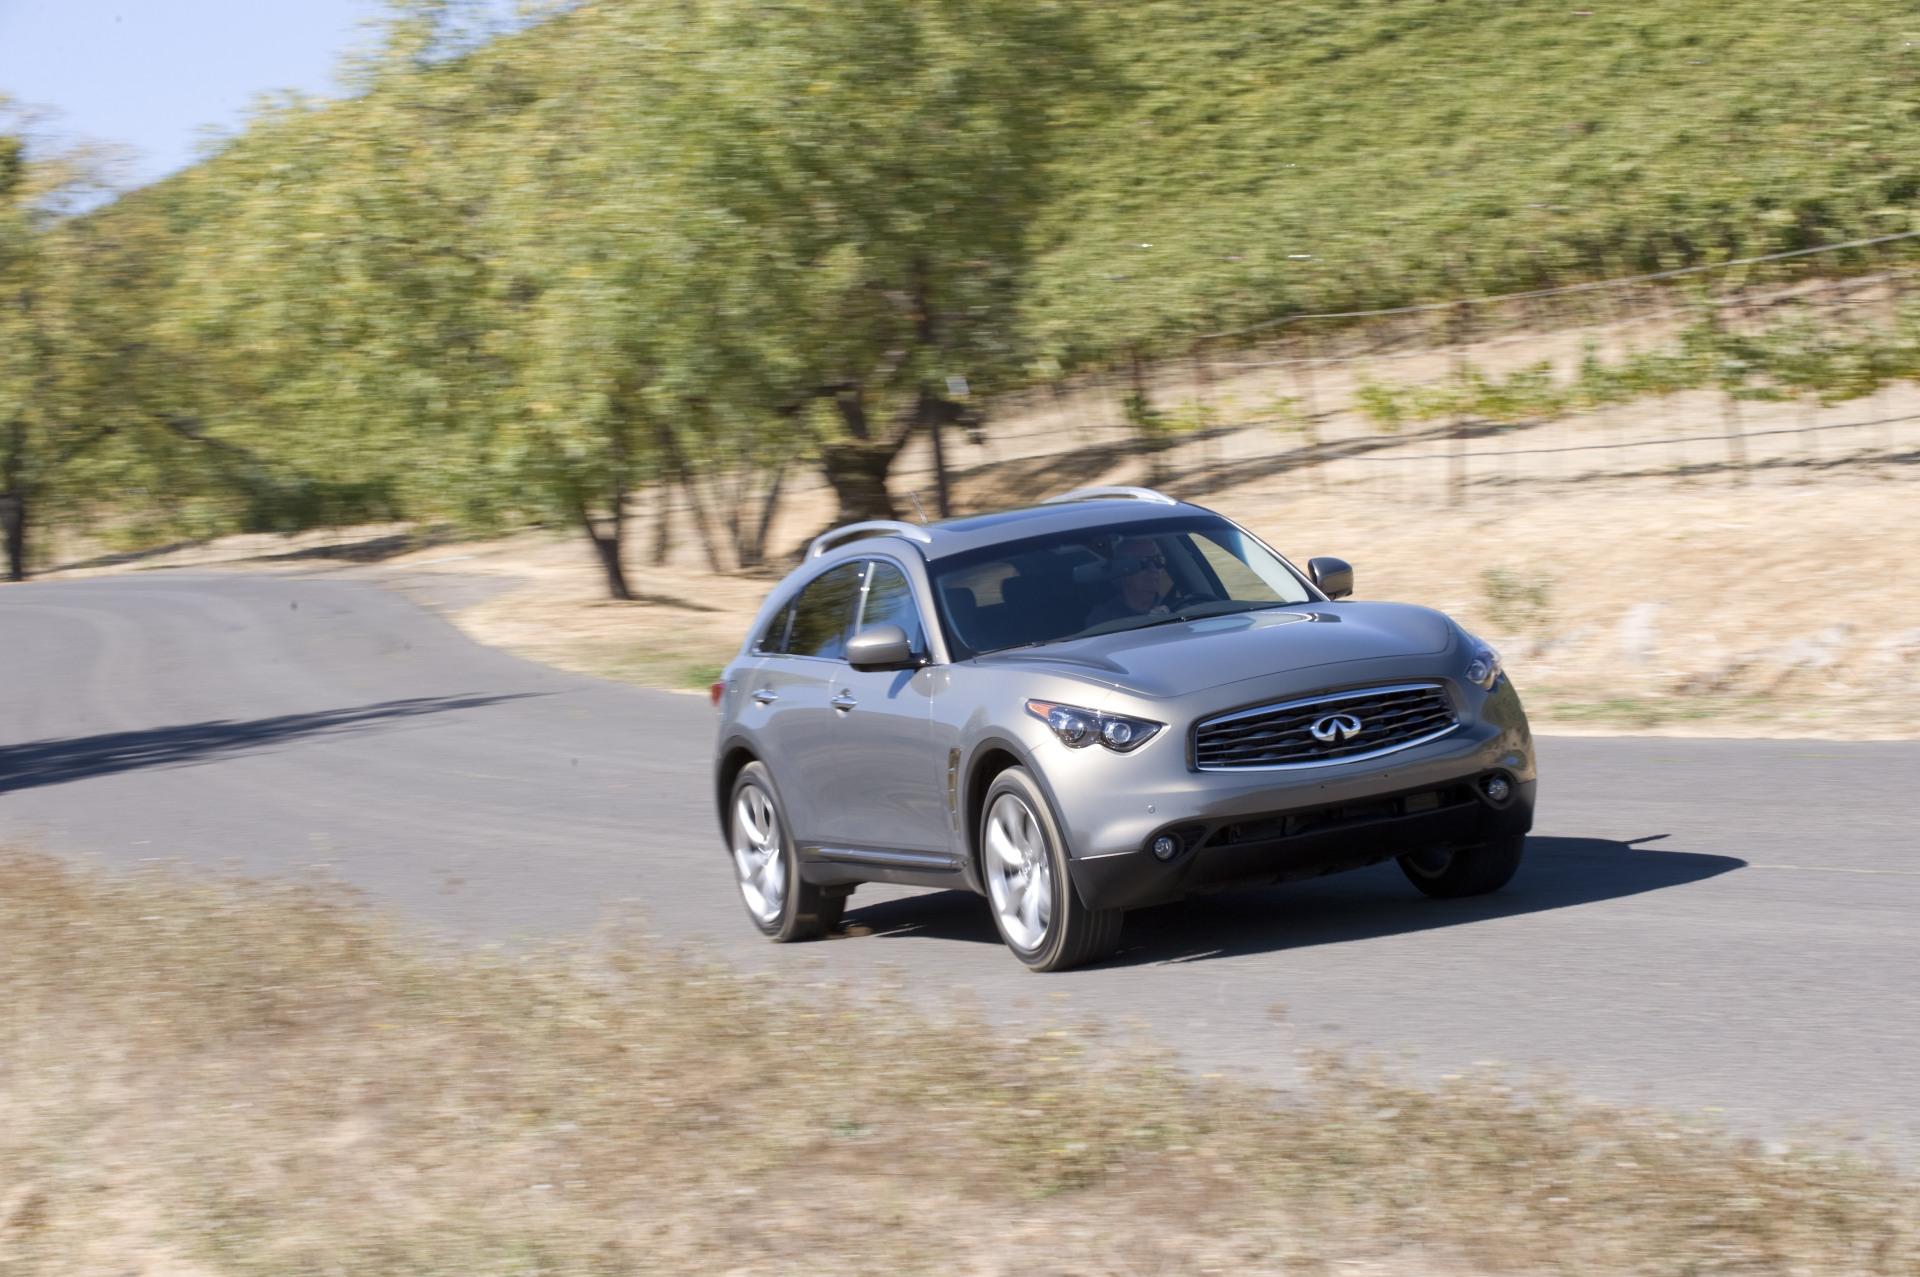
[931,515,1316,659]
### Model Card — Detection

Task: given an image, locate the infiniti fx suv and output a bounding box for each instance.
[712,487,1535,971]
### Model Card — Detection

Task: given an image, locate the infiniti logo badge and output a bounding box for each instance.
[1309,712,1364,744]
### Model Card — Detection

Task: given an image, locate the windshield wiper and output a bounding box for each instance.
[987,602,1293,653]
[984,637,1063,654]
[1133,600,1287,630]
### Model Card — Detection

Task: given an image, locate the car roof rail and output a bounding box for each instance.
[807,519,936,558]
[1041,485,1179,507]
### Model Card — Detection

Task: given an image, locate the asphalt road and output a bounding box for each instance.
[4,572,1917,1151]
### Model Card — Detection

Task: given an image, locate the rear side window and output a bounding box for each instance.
[858,560,926,653]
[753,599,795,654]
[786,562,864,660]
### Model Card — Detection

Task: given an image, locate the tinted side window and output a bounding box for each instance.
[754,599,795,654]
[858,561,926,653]
[787,563,864,660]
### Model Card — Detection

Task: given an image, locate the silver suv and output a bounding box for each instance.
[712,487,1535,971]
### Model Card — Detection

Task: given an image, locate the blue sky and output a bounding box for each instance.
[0,0,393,188]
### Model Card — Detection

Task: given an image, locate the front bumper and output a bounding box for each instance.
[1046,675,1536,911]
[1068,773,1535,911]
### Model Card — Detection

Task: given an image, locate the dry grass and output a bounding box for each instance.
[364,446,1920,736]
[40,307,1920,736]
[3,851,1915,1276]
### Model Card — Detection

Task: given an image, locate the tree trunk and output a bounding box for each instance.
[722,466,746,562]
[741,460,785,568]
[588,523,632,600]
[3,416,25,582]
[679,472,728,573]
[652,419,728,573]
[0,489,25,583]
[820,439,900,524]
[928,409,952,517]
[575,487,632,601]
[908,257,953,518]
[651,483,674,564]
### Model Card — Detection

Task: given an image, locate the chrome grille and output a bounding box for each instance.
[1194,683,1458,770]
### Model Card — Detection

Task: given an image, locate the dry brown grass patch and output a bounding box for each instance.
[2,852,1915,1275]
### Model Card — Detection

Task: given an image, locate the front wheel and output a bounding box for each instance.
[730,762,844,941]
[980,768,1122,972]
[1398,833,1527,899]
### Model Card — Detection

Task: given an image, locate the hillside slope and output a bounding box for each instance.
[1029,0,1920,358]
[113,0,1920,366]
[22,0,1920,572]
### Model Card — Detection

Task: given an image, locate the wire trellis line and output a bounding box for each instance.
[1318,410,1920,464]
[882,409,1918,485]
[1194,229,1920,342]
[1200,272,1908,372]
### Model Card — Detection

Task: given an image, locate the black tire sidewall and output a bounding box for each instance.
[1399,833,1526,898]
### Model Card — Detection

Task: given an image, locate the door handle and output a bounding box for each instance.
[751,688,779,705]
[830,692,858,711]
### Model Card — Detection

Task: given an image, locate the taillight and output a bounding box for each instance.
[709,680,727,709]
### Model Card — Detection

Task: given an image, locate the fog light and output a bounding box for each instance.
[1483,775,1512,803]
[1150,835,1180,861]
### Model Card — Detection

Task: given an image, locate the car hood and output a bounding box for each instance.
[970,602,1456,699]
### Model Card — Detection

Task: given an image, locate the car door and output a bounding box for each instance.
[748,560,864,846]
[811,558,948,857]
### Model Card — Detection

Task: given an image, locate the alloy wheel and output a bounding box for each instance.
[984,792,1054,952]
[732,784,786,925]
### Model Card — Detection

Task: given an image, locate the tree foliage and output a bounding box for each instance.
[2,105,208,579]
[14,0,1920,588]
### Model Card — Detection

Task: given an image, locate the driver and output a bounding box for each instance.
[1084,536,1175,628]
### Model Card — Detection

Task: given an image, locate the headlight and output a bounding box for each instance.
[1463,635,1504,691]
[1024,699,1163,753]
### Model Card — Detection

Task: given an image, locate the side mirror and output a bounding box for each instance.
[1308,556,1353,600]
[846,623,921,671]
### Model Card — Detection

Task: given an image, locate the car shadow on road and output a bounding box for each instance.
[839,836,1744,966]
[0,694,539,795]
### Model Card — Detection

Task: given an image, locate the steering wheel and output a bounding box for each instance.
[1158,588,1211,614]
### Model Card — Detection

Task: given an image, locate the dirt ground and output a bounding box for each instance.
[37,300,1920,739]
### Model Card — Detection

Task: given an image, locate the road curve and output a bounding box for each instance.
[3,572,1917,1151]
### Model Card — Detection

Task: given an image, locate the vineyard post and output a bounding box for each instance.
[1048,372,1081,447]
[1190,341,1213,482]
[1708,287,1750,484]
[1449,300,1471,506]
[1801,278,1834,466]
[1293,320,1323,489]
[1599,259,1635,484]
[1877,238,1904,458]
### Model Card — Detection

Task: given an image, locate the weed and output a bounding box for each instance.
[1481,567,1556,635]
[1354,302,1920,430]
[1,852,1915,1275]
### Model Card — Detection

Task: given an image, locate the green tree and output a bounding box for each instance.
[673,0,1098,524]
[0,131,37,578]
[0,124,161,580]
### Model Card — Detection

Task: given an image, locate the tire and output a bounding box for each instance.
[728,762,844,942]
[1398,833,1527,899]
[979,767,1122,972]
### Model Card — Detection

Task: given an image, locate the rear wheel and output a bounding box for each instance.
[1398,833,1527,898]
[730,762,844,941]
[981,768,1122,972]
